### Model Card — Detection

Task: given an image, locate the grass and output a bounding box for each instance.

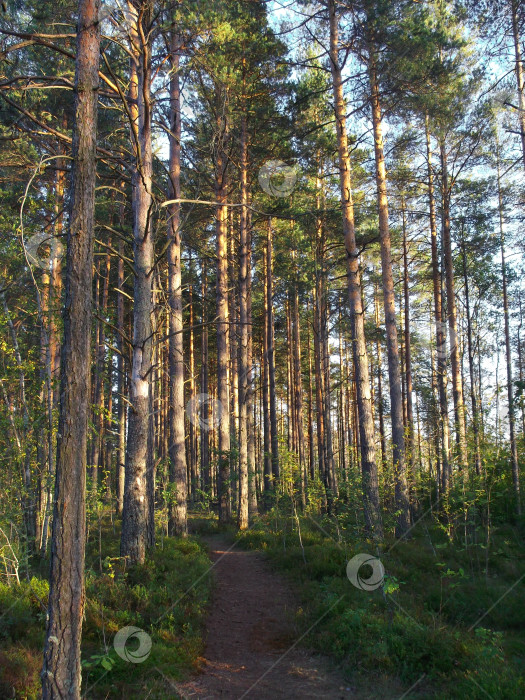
[2,506,524,699]
[234,507,525,699]
[0,517,213,699]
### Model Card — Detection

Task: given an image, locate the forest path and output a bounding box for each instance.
[176,534,357,700]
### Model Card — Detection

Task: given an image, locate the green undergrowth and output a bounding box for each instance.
[0,516,212,699]
[234,509,525,699]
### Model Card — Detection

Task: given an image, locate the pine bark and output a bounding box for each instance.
[511,0,525,170]
[116,237,126,515]
[425,118,451,491]
[42,0,100,695]
[216,112,231,522]
[440,142,469,471]
[329,0,382,537]
[368,48,410,536]
[497,149,521,514]
[167,32,187,536]
[238,115,250,529]
[121,1,154,564]
[266,219,280,483]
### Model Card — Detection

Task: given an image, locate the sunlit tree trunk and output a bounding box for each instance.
[329,0,382,537]
[121,1,154,564]
[238,114,250,529]
[167,32,187,536]
[368,43,409,535]
[510,0,525,170]
[216,109,232,522]
[201,260,210,493]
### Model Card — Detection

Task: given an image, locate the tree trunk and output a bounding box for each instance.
[292,284,306,507]
[188,253,198,498]
[262,255,271,496]
[42,0,100,695]
[425,117,451,492]
[266,219,280,483]
[511,0,525,170]
[402,198,415,479]
[440,142,469,472]
[121,1,154,564]
[368,49,410,536]
[329,0,382,538]
[461,238,482,476]
[238,114,250,529]
[216,112,231,522]
[247,219,258,516]
[116,237,126,515]
[91,246,110,489]
[167,32,187,537]
[201,260,210,493]
[497,147,521,515]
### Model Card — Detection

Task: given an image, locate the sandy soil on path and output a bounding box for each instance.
[176,535,357,700]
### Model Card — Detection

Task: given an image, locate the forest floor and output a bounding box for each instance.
[174,511,525,700]
[177,534,354,699]
[177,534,412,700]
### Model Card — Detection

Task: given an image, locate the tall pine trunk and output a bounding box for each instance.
[121,1,154,564]
[238,114,250,529]
[368,47,410,536]
[42,0,100,694]
[425,118,451,491]
[496,145,521,514]
[167,32,187,536]
[329,0,382,538]
[216,109,231,522]
[440,142,468,472]
[329,0,383,539]
[266,219,280,483]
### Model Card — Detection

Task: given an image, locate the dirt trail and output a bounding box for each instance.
[177,535,354,699]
